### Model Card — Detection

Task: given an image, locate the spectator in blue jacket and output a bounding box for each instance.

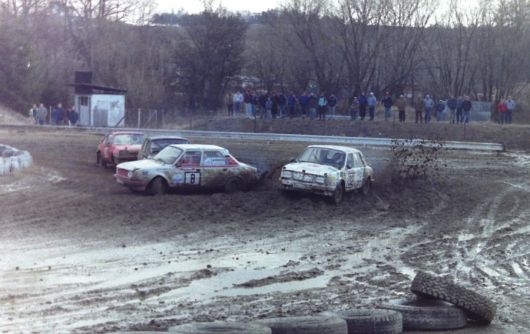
[278,93,287,118]
[423,95,434,124]
[382,92,393,121]
[462,96,472,123]
[287,92,297,118]
[367,92,377,121]
[299,92,309,119]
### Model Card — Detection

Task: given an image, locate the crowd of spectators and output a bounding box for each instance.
[29,103,79,126]
[224,89,516,124]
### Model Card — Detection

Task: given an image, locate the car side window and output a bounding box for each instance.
[353,153,363,168]
[202,151,228,166]
[179,151,202,167]
[346,154,354,169]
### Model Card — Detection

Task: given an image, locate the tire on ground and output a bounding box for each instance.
[410,271,496,324]
[362,178,371,196]
[224,177,242,194]
[258,315,347,334]
[378,297,466,330]
[147,177,166,196]
[169,321,271,334]
[323,309,402,334]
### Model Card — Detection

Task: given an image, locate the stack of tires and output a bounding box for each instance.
[157,271,496,334]
[0,144,32,175]
[379,271,496,331]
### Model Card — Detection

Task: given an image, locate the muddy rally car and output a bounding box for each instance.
[114,144,259,195]
[279,145,374,203]
[96,131,145,167]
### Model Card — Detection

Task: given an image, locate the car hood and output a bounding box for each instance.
[117,159,165,171]
[283,162,339,175]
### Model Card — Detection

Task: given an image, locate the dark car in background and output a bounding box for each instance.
[137,136,190,160]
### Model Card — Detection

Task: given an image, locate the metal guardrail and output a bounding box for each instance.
[1,124,504,152]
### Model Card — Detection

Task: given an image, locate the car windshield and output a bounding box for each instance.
[153,146,183,164]
[152,138,189,151]
[111,134,144,145]
[298,147,345,169]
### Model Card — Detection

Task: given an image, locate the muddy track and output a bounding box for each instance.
[0,129,529,333]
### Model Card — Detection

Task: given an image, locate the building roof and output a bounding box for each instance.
[67,83,127,94]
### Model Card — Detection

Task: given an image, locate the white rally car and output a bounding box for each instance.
[279,145,374,203]
[114,144,259,195]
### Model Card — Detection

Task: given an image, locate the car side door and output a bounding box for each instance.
[174,150,203,187]
[345,153,356,191]
[352,153,365,189]
[200,150,238,188]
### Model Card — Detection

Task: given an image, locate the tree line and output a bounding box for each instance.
[0,0,528,117]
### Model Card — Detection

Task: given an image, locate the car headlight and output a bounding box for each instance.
[315,176,325,184]
[282,170,292,178]
[127,170,134,178]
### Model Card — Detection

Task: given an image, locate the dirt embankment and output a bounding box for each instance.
[0,129,529,333]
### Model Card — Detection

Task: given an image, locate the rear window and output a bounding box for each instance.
[111,134,144,145]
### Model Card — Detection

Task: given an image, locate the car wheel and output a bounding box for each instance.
[331,183,344,204]
[147,177,166,196]
[224,177,242,194]
[411,271,496,324]
[323,309,402,334]
[258,315,347,334]
[362,178,371,195]
[97,152,107,168]
[379,296,467,330]
[170,321,271,334]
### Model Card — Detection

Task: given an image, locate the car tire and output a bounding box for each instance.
[97,152,107,168]
[258,315,347,334]
[224,177,242,194]
[330,183,344,204]
[410,271,496,324]
[362,178,371,196]
[379,297,467,330]
[169,321,272,334]
[324,309,402,334]
[147,177,166,196]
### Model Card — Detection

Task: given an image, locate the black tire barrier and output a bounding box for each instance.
[411,271,496,324]
[169,321,272,334]
[323,309,402,334]
[379,297,467,330]
[258,315,348,334]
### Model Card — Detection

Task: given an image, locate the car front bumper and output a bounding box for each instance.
[114,174,148,190]
[280,178,335,196]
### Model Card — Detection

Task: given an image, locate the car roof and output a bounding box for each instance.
[148,136,188,141]
[108,131,144,136]
[307,145,362,154]
[169,144,226,151]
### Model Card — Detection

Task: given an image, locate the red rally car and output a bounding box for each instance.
[96,131,145,167]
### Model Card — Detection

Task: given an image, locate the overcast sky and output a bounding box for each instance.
[156,0,284,14]
[155,0,480,14]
